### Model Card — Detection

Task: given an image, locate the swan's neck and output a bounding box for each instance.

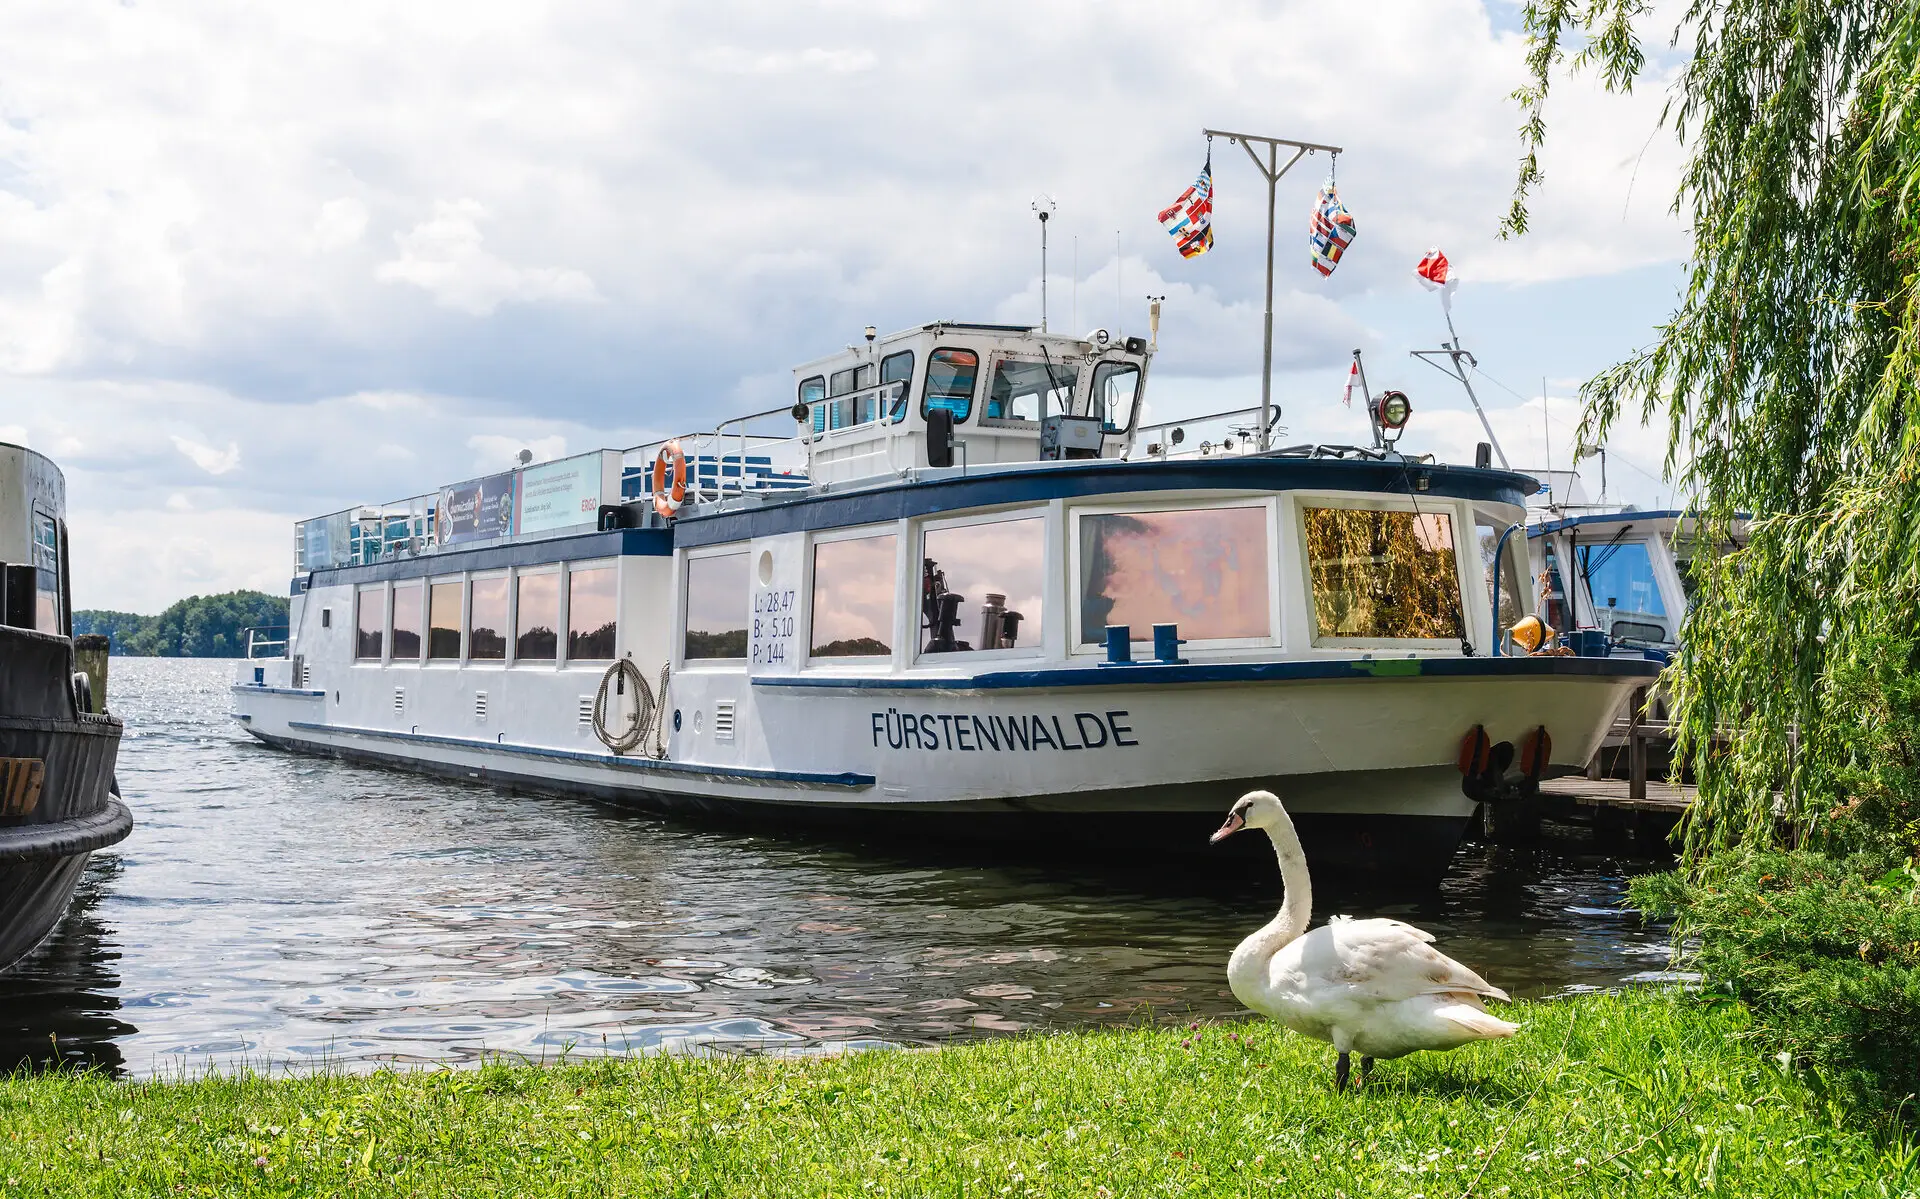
[1230,812,1313,981]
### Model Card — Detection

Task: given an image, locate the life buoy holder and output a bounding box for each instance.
[652,441,688,519]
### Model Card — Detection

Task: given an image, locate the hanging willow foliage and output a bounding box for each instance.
[1510,2,1920,859]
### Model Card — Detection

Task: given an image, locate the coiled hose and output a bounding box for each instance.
[592,659,671,758]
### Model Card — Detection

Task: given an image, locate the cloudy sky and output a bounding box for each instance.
[0,0,1692,614]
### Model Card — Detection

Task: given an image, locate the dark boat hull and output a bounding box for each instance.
[0,627,129,972]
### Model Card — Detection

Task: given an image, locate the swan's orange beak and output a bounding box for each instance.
[1210,810,1245,843]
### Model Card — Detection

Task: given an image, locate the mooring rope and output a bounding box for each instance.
[592,658,671,758]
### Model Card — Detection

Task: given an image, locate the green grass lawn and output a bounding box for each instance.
[1,990,1912,1197]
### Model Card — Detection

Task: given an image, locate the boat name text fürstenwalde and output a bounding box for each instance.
[870,709,1138,753]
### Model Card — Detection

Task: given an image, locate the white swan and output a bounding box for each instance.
[1212,790,1517,1091]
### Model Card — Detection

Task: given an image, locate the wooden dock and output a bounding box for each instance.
[1539,775,1694,813]
[1480,685,1697,852]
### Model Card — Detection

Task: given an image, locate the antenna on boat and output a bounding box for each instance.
[1201,128,1344,451]
[1148,294,1164,351]
[1409,315,1511,470]
[1032,195,1055,333]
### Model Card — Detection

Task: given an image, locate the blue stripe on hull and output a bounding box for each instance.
[281,720,874,789]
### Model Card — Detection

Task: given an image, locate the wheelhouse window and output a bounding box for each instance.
[1576,539,1671,644]
[684,552,749,660]
[881,350,914,421]
[921,518,1044,653]
[986,359,1078,424]
[800,375,828,434]
[355,586,384,660]
[568,566,617,661]
[428,580,462,659]
[922,348,978,422]
[469,576,508,660]
[1078,507,1270,643]
[1476,523,1526,649]
[1303,507,1465,641]
[811,533,897,658]
[390,581,424,660]
[515,571,559,661]
[1091,361,1141,433]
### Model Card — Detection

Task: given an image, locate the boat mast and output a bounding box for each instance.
[1201,128,1343,452]
[1410,311,1511,469]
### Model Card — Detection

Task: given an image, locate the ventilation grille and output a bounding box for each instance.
[714,700,736,742]
[474,691,488,723]
[578,696,595,726]
[392,687,405,714]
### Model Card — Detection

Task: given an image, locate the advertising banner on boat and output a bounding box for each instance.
[515,452,610,536]
[437,473,516,546]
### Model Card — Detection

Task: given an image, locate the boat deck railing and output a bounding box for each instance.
[244,626,290,659]
[289,395,1405,575]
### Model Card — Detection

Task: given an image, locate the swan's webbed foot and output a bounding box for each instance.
[1334,1051,1351,1093]
[1361,1056,1375,1088]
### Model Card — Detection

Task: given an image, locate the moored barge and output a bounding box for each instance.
[0,444,131,971]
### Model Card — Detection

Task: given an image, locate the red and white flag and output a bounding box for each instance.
[1415,248,1459,311]
[1341,358,1359,407]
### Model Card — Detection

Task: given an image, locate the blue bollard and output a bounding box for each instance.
[1151,623,1188,664]
[1103,625,1132,665]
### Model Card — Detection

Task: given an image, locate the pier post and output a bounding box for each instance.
[1628,685,1649,801]
[73,634,109,714]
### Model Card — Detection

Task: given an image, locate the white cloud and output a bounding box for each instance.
[169,435,241,475]
[311,198,369,253]
[376,200,600,316]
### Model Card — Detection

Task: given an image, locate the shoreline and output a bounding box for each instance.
[2,990,1907,1196]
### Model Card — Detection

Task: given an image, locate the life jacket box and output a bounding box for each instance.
[1040,415,1103,460]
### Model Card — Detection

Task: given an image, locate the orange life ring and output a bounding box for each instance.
[651,440,688,519]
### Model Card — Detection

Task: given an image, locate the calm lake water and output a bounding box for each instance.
[2,658,1678,1078]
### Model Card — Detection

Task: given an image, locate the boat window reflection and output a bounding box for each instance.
[684,553,749,660]
[568,567,617,661]
[1576,540,1671,643]
[1476,523,1525,647]
[428,581,461,659]
[987,359,1078,423]
[390,581,423,661]
[800,375,829,434]
[881,351,915,421]
[469,576,508,661]
[515,571,559,661]
[32,510,59,633]
[1541,546,1570,634]
[1091,362,1141,433]
[811,534,896,657]
[923,349,978,423]
[1304,507,1465,641]
[921,519,1044,653]
[355,586,384,660]
[1078,507,1270,642]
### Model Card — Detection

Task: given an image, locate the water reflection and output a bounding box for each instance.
[0,659,1677,1078]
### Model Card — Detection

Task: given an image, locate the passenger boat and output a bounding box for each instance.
[231,320,1658,881]
[0,443,131,972]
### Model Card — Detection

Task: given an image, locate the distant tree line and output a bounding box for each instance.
[73,590,289,657]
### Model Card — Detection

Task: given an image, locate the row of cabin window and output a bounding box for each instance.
[680,504,1470,663]
[797,350,1143,433]
[353,565,616,664]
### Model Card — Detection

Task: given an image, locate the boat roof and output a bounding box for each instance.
[1528,509,1751,538]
